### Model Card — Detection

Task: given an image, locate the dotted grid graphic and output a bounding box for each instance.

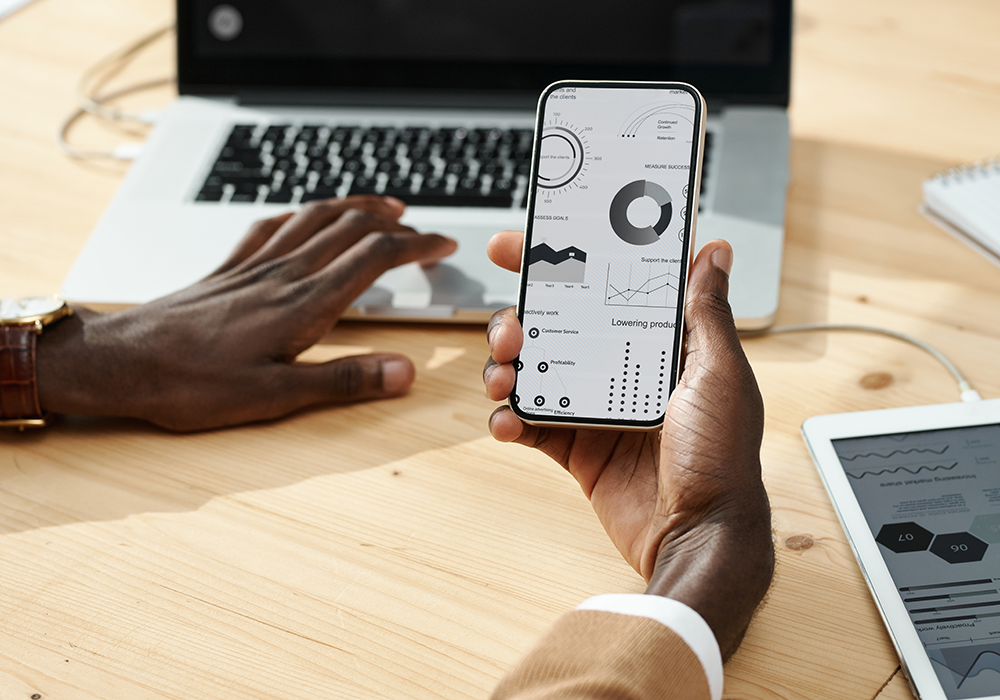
[608,342,667,417]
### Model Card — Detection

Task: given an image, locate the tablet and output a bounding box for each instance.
[802,399,1000,700]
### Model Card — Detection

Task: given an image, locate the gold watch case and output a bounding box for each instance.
[0,295,73,429]
[0,294,73,332]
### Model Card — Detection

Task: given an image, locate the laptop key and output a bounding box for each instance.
[382,175,413,196]
[457,177,480,194]
[216,172,271,187]
[196,186,225,202]
[399,193,514,208]
[230,183,261,203]
[307,158,329,173]
[264,187,294,204]
[300,189,339,203]
[348,175,379,195]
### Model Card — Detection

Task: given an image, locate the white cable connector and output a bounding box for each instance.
[111,143,145,160]
[961,389,983,403]
[138,109,163,125]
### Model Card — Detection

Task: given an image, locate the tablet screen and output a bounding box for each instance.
[833,424,1000,698]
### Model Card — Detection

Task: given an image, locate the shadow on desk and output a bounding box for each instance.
[0,324,498,535]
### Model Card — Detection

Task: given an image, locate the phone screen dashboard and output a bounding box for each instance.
[512,81,705,428]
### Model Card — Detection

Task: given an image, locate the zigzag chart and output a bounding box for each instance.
[605,261,680,308]
[841,446,949,461]
[846,462,958,480]
[930,644,1000,692]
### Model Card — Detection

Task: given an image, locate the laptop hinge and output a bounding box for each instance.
[235,89,539,112]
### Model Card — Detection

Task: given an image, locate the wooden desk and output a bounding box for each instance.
[3,1,1000,698]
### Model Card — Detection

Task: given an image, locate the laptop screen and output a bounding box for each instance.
[178,0,791,105]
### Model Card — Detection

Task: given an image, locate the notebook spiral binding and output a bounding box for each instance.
[931,156,1000,183]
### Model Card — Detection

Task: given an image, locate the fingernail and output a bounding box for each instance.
[711,246,733,276]
[483,363,495,396]
[382,359,413,394]
[383,196,406,211]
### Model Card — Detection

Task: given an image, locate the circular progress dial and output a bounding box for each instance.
[536,123,588,190]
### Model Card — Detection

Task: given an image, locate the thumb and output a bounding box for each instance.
[285,353,416,407]
[682,239,741,360]
[674,239,763,455]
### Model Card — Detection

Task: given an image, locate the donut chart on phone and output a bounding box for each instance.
[609,179,672,245]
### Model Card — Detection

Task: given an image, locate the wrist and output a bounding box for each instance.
[35,307,123,419]
[644,490,774,660]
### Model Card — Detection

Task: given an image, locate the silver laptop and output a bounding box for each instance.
[63,0,791,329]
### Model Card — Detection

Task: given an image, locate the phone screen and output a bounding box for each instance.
[511,81,704,428]
[833,425,1000,698]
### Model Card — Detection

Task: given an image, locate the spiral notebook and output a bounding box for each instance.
[920,157,1000,266]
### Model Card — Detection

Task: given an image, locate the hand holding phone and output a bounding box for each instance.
[512,81,706,429]
[485,232,773,658]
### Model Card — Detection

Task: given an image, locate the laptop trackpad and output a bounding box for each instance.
[355,261,491,312]
[352,220,520,319]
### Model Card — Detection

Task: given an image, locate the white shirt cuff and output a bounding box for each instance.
[576,593,723,700]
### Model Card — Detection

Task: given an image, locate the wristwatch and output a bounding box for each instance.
[0,295,73,429]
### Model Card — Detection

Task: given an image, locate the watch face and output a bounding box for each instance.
[0,295,66,321]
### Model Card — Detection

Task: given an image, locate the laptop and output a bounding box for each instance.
[63,0,791,329]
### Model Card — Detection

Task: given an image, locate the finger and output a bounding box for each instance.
[299,229,458,324]
[488,405,526,442]
[487,406,581,474]
[487,405,562,460]
[280,353,416,409]
[212,213,294,275]
[289,209,432,276]
[485,306,522,364]
[246,195,407,265]
[483,355,517,402]
[486,229,524,273]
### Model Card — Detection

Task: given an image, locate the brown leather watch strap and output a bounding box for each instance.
[0,324,43,421]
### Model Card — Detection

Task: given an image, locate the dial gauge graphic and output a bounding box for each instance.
[536,122,590,192]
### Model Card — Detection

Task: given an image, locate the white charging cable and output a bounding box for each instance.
[743,323,982,402]
[56,23,175,160]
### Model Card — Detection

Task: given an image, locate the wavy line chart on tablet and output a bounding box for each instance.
[841,446,951,462]
[845,462,958,480]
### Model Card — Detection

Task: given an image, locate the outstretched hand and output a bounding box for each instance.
[37,196,456,431]
[483,230,773,659]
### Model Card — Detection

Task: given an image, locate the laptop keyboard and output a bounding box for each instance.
[195,123,713,210]
[195,123,534,208]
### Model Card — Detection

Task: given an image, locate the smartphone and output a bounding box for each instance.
[511,80,706,429]
[803,400,1000,700]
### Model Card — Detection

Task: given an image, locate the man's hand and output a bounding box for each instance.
[36,196,457,431]
[483,230,773,660]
